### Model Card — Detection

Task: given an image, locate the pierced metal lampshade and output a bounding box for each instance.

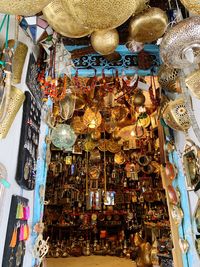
[6,40,28,84]
[43,0,92,38]
[158,64,181,93]
[185,69,200,99]
[162,98,191,131]
[83,108,102,129]
[129,7,168,43]
[160,16,200,69]
[61,0,141,31]
[180,0,200,15]
[0,0,51,16]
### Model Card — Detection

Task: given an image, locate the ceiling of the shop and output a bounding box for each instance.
[62,0,187,46]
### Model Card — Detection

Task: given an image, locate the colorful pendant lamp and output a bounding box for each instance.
[18,15,53,44]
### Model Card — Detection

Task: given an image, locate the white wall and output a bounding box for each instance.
[173,92,200,267]
[0,14,39,267]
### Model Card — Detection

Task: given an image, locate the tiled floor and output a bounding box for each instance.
[47,256,137,267]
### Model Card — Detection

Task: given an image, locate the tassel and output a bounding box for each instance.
[24,224,30,241]
[16,203,20,219]
[19,224,24,241]
[19,204,24,219]
[9,227,17,248]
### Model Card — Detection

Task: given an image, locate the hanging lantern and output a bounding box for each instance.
[61,0,143,31]
[158,64,181,93]
[129,8,168,43]
[133,91,146,106]
[43,0,92,38]
[18,15,53,44]
[5,40,28,84]
[83,108,102,129]
[0,0,51,16]
[185,69,200,99]
[51,124,77,150]
[180,0,200,15]
[91,29,119,55]
[162,98,191,131]
[160,16,200,69]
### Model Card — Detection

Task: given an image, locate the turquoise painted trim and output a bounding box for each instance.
[169,151,199,267]
[65,44,160,77]
[31,99,52,266]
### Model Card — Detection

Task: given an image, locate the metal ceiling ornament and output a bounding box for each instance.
[162,98,191,132]
[0,0,51,16]
[185,69,200,99]
[83,108,102,129]
[160,16,200,69]
[158,64,181,93]
[180,73,200,141]
[91,29,119,55]
[61,0,142,31]
[6,40,28,85]
[18,15,53,44]
[180,0,200,15]
[43,0,92,38]
[129,7,168,43]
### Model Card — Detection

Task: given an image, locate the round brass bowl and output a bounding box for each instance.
[114,150,126,165]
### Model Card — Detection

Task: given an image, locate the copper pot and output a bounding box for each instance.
[91,129,101,141]
[167,185,179,205]
[164,162,177,181]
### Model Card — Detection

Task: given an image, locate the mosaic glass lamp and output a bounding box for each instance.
[51,124,77,150]
[18,15,53,44]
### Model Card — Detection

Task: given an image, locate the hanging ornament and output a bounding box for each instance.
[129,7,168,43]
[180,0,200,15]
[54,41,74,77]
[160,16,200,69]
[61,0,143,31]
[83,108,102,129]
[0,0,51,16]
[126,39,144,53]
[162,98,191,132]
[59,86,76,121]
[43,0,92,38]
[40,32,57,56]
[51,124,77,150]
[158,64,181,93]
[91,29,119,55]
[6,40,28,84]
[185,68,200,99]
[32,234,49,263]
[133,91,146,106]
[18,15,53,44]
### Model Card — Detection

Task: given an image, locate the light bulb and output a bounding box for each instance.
[89,119,96,129]
[131,130,135,137]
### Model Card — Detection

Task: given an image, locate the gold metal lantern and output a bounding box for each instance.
[83,108,102,129]
[185,69,200,99]
[0,87,25,139]
[158,64,181,93]
[129,7,168,43]
[91,29,119,55]
[162,98,191,132]
[61,0,140,30]
[0,0,51,16]
[180,0,200,14]
[43,0,92,38]
[6,40,28,84]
